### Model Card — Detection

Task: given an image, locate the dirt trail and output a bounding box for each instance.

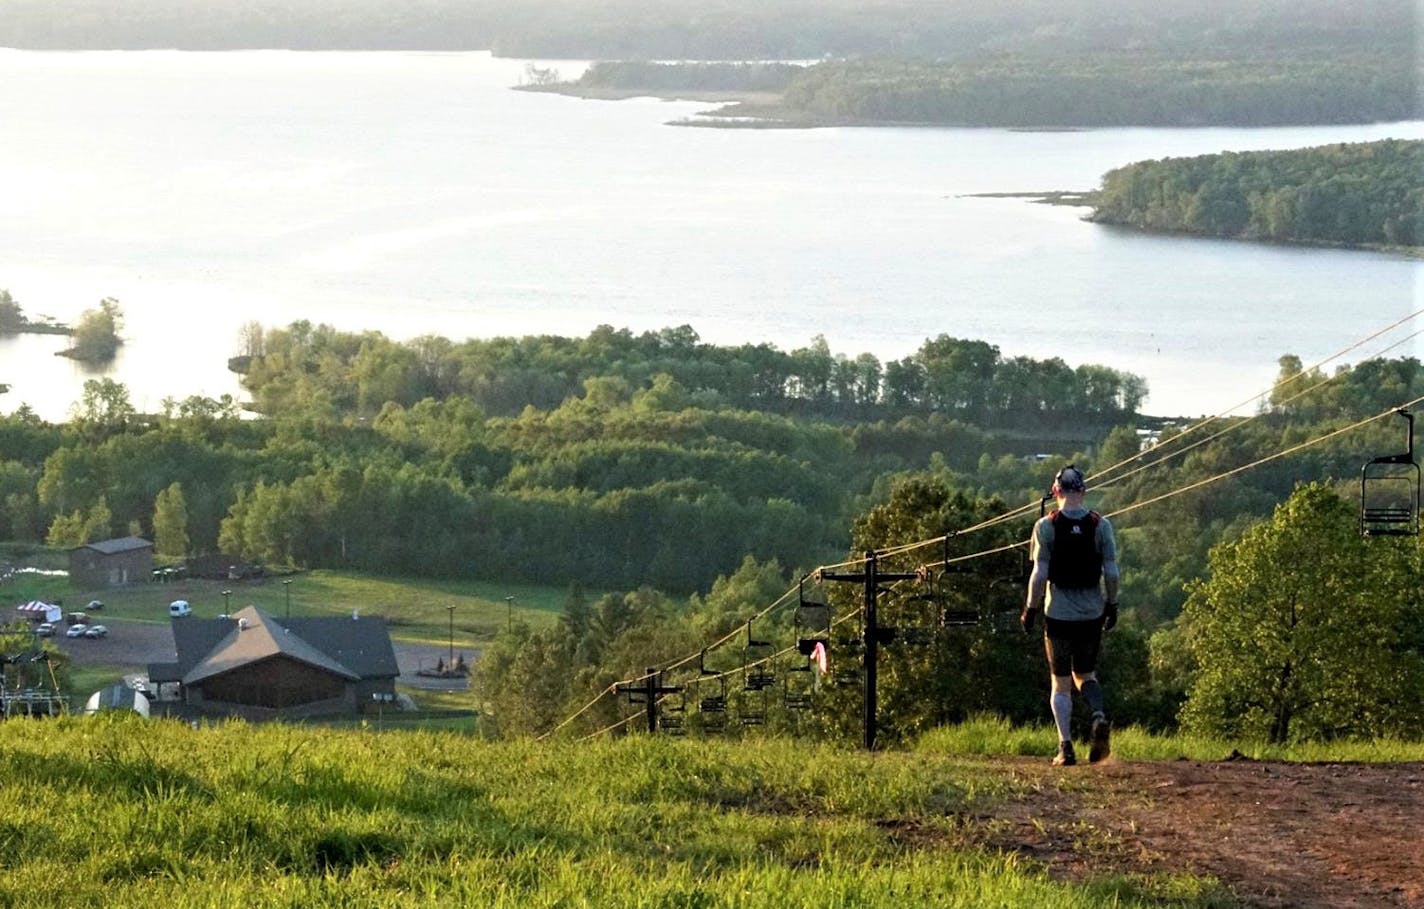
[987,756,1424,908]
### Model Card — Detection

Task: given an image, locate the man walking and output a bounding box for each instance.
[1022,465,1120,765]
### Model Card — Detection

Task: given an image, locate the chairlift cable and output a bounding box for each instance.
[916,394,1424,570]
[1100,395,1424,523]
[537,682,621,741]
[1090,326,1424,494]
[942,310,1424,542]
[1083,309,1424,490]
[891,313,1424,564]
[576,710,645,743]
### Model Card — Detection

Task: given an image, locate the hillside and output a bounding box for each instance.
[0,717,1419,907]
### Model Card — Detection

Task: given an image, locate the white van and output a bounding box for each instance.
[168,600,192,617]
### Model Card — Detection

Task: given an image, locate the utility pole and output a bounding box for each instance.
[446,604,455,665]
[819,550,918,751]
[615,669,683,734]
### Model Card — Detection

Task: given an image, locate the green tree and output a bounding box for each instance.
[153,481,190,558]
[1179,484,1424,743]
[46,497,112,546]
[0,289,24,332]
[70,378,135,429]
[68,297,124,361]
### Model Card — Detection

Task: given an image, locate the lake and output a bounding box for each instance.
[1,49,1421,421]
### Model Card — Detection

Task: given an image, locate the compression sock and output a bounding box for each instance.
[1080,678,1105,718]
[1051,691,1073,742]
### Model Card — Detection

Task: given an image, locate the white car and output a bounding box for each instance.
[65,624,88,638]
[169,600,192,617]
[35,623,55,637]
[83,625,108,639]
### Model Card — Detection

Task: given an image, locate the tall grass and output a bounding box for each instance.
[917,714,1424,763]
[0,717,1231,908]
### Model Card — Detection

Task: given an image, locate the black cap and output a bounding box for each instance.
[1053,465,1086,494]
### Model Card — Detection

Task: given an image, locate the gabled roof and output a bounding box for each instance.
[78,537,153,555]
[149,605,399,687]
[183,607,359,686]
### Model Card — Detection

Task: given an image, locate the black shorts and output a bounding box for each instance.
[1044,615,1106,677]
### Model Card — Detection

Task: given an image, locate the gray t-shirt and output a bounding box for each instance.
[1028,507,1119,621]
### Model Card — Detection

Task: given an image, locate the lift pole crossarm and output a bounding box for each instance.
[819,570,919,583]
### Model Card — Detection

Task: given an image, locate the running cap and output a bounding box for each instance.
[1052,464,1087,495]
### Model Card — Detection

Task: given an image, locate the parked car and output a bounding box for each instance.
[65,624,88,638]
[169,600,192,617]
[83,625,107,639]
[35,623,54,637]
[85,599,104,611]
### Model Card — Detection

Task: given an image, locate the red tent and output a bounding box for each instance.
[15,601,60,622]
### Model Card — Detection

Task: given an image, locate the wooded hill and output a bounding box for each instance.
[1,0,1410,62]
[4,324,1424,741]
[1090,139,1424,249]
[10,0,1414,128]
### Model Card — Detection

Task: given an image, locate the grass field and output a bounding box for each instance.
[2,549,572,645]
[0,716,1241,908]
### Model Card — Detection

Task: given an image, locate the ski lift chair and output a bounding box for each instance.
[742,619,776,691]
[697,650,728,732]
[1361,409,1419,537]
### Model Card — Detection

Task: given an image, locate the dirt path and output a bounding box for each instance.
[983,756,1424,908]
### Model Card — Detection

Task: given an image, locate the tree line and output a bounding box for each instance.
[776,53,1417,128]
[1,0,1410,62]
[234,322,1146,430]
[1090,139,1424,248]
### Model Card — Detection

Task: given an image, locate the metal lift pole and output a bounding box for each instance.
[862,550,879,751]
[821,550,919,751]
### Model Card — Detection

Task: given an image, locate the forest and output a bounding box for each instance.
[1090,138,1424,249]
[0,321,1144,592]
[3,314,1424,743]
[0,0,1410,62]
[773,54,1417,128]
[9,0,1414,130]
[474,352,1424,746]
[569,53,1418,129]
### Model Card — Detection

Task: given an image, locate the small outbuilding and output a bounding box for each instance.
[69,537,154,588]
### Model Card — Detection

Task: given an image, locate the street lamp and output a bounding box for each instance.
[283,579,292,619]
[446,604,456,666]
[505,595,515,633]
[221,589,231,615]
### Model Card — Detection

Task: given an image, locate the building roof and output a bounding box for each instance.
[78,536,153,556]
[184,607,360,686]
[148,606,399,687]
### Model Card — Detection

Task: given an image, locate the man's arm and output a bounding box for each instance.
[1026,559,1049,612]
[1023,519,1049,631]
[1100,517,1121,628]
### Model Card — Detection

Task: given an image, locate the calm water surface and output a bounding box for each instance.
[1,50,1421,420]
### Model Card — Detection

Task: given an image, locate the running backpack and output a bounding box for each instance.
[1047,510,1102,589]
